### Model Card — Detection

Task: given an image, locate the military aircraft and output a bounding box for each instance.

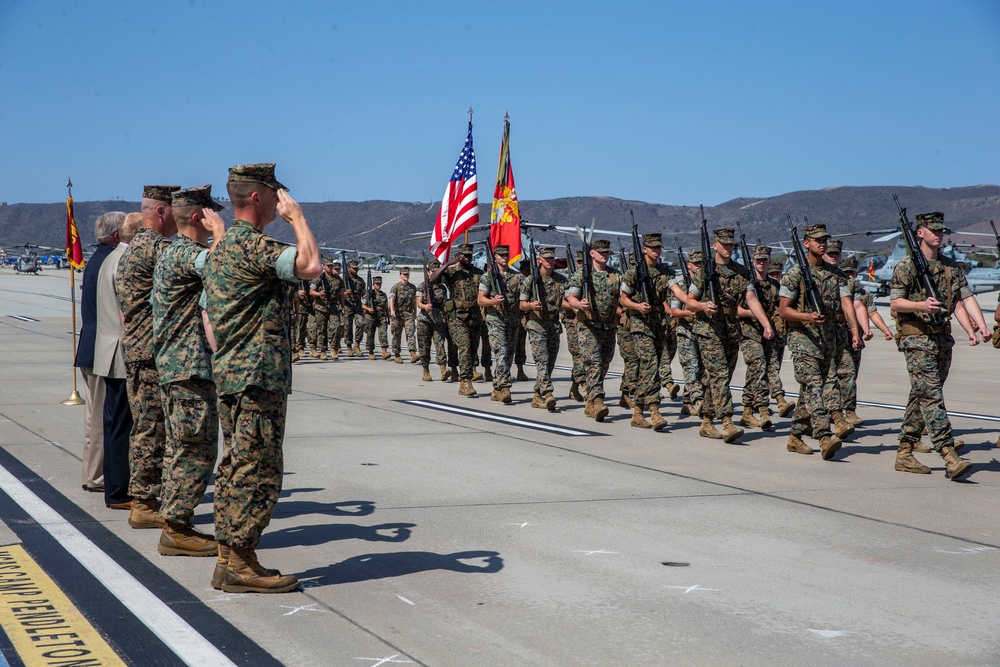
[8,244,50,274]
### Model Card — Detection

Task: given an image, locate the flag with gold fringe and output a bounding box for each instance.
[65,191,83,269]
[489,114,522,266]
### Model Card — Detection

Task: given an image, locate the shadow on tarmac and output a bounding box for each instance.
[262,522,416,547]
[296,550,504,585]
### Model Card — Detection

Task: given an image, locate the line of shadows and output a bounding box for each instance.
[261,522,415,548]
[295,550,503,586]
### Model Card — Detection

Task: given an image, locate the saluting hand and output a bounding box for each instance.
[276,189,305,225]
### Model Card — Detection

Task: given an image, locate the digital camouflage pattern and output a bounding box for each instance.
[363,288,390,353]
[160,377,218,526]
[389,280,418,356]
[308,274,333,354]
[670,275,704,406]
[203,220,297,396]
[343,273,366,348]
[444,264,485,379]
[739,275,782,409]
[117,227,171,365]
[215,387,287,549]
[479,270,521,389]
[152,236,212,384]
[125,363,165,501]
[890,255,970,450]
[620,263,673,406]
[562,268,584,389]
[519,271,567,395]
[568,267,621,400]
[325,272,345,351]
[779,261,851,439]
[417,279,450,367]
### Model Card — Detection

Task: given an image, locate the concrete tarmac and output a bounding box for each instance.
[0,267,998,666]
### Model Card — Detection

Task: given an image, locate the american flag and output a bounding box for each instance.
[430,121,479,263]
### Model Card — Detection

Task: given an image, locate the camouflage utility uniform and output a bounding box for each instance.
[567,264,620,408]
[519,268,566,401]
[479,268,521,394]
[670,274,704,410]
[308,273,331,357]
[363,282,390,356]
[417,276,450,372]
[442,263,485,381]
[389,277,418,359]
[619,261,673,409]
[739,274,782,417]
[343,271,366,353]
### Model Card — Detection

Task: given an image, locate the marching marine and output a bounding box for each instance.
[737,245,783,430]
[389,267,418,363]
[477,244,521,403]
[519,246,567,411]
[429,244,484,396]
[342,260,366,357]
[362,275,390,360]
[416,259,451,381]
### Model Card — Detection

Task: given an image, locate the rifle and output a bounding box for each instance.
[575,218,596,303]
[565,242,573,276]
[618,242,630,274]
[990,220,999,267]
[785,213,824,316]
[629,210,653,309]
[737,220,762,302]
[366,266,381,327]
[485,236,507,299]
[894,194,943,324]
[677,245,691,290]
[699,205,718,306]
[299,279,314,314]
[527,234,545,314]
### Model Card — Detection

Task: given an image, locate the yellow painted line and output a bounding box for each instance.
[0,545,125,667]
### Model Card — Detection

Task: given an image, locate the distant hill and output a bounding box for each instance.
[2,185,998,256]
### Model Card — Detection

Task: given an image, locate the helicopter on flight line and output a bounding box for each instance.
[8,243,53,274]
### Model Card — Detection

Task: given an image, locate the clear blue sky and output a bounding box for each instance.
[1,0,998,206]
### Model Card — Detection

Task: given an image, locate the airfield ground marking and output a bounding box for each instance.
[396,595,416,606]
[0,463,237,667]
[6,315,38,322]
[355,654,416,666]
[398,399,600,437]
[508,522,532,528]
[665,585,719,594]
[278,603,328,617]
[808,629,848,638]
[572,549,620,556]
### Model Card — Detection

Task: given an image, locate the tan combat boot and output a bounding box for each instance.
[484,367,493,382]
[128,498,165,529]
[439,364,450,381]
[721,416,744,443]
[368,352,376,360]
[844,409,864,426]
[739,406,761,428]
[544,392,556,412]
[158,523,216,557]
[699,416,722,439]
[570,381,585,402]
[692,399,705,418]
[680,402,692,416]
[531,393,547,409]
[819,435,842,460]
[450,366,459,382]
[212,544,230,590]
[894,441,931,474]
[345,346,355,358]
[422,367,432,382]
[775,393,794,418]
[759,407,773,431]
[631,405,652,429]
[291,350,300,362]
[394,355,403,364]
[381,350,391,360]
[832,411,855,440]
[666,383,680,400]
[410,352,419,363]
[584,399,594,418]
[786,433,813,455]
[491,388,502,402]
[649,404,668,431]
[318,351,328,360]
[499,387,512,404]
[592,396,609,422]
[459,379,477,397]
[330,348,339,360]
[221,546,298,594]
[472,369,484,382]
[352,343,362,356]
[940,445,972,480]
[619,394,632,409]
[516,365,530,381]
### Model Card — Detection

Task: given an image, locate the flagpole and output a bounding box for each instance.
[464,107,473,245]
[62,177,84,406]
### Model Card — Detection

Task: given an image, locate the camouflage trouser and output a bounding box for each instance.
[515,320,527,366]
[215,387,287,550]
[526,320,560,396]
[478,313,492,369]
[309,307,331,354]
[659,322,677,389]
[846,347,862,410]
[741,335,784,409]
[769,341,786,399]
[789,350,835,440]
[578,321,617,400]
[899,338,954,450]
[618,325,637,396]
[631,331,665,406]
[486,312,519,390]
[676,326,704,406]
[343,309,364,347]
[295,310,311,352]
[364,315,389,353]
[696,321,740,419]
[564,319,586,385]
[391,312,416,357]
[448,312,482,380]
[125,361,165,502]
[327,311,342,353]
[160,378,218,527]
[827,326,856,412]
[417,313,449,367]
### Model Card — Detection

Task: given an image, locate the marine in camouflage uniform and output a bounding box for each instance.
[429,244,484,396]
[514,260,532,381]
[889,211,990,478]
[839,255,884,425]
[687,228,774,443]
[565,239,620,422]
[416,259,451,380]
[562,251,586,402]
[362,275,390,358]
[151,185,225,556]
[669,251,705,417]
[342,261,366,356]
[619,233,673,430]
[323,260,346,359]
[778,223,859,460]
[116,184,179,529]
[294,280,313,356]
[389,268,418,363]
[307,265,333,359]
[765,260,793,416]
[204,163,319,593]
[519,246,567,410]
[477,244,521,403]
[819,239,859,440]
[617,253,638,407]
[737,245,783,431]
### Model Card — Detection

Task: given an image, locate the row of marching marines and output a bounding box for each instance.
[290,206,1000,482]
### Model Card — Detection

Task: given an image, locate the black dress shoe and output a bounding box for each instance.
[83,484,105,493]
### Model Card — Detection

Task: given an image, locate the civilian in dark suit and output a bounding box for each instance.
[74,212,122,492]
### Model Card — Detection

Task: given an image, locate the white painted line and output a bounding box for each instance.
[932,546,996,555]
[572,549,620,556]
[355,655,415,666]
[808,629,847,638]
[7,315,38,322]
[665,584,719,593]
[396,595,415,605]
[403,399,593,436]
[0,464,237,667]
[279,603,327,616]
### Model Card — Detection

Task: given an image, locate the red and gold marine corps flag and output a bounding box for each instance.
[65,181,84,269]
[489,113,522,266]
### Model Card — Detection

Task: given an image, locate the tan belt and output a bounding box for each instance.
[453,299,476,310]
[528,311,560,322]
[898,320,951,337]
